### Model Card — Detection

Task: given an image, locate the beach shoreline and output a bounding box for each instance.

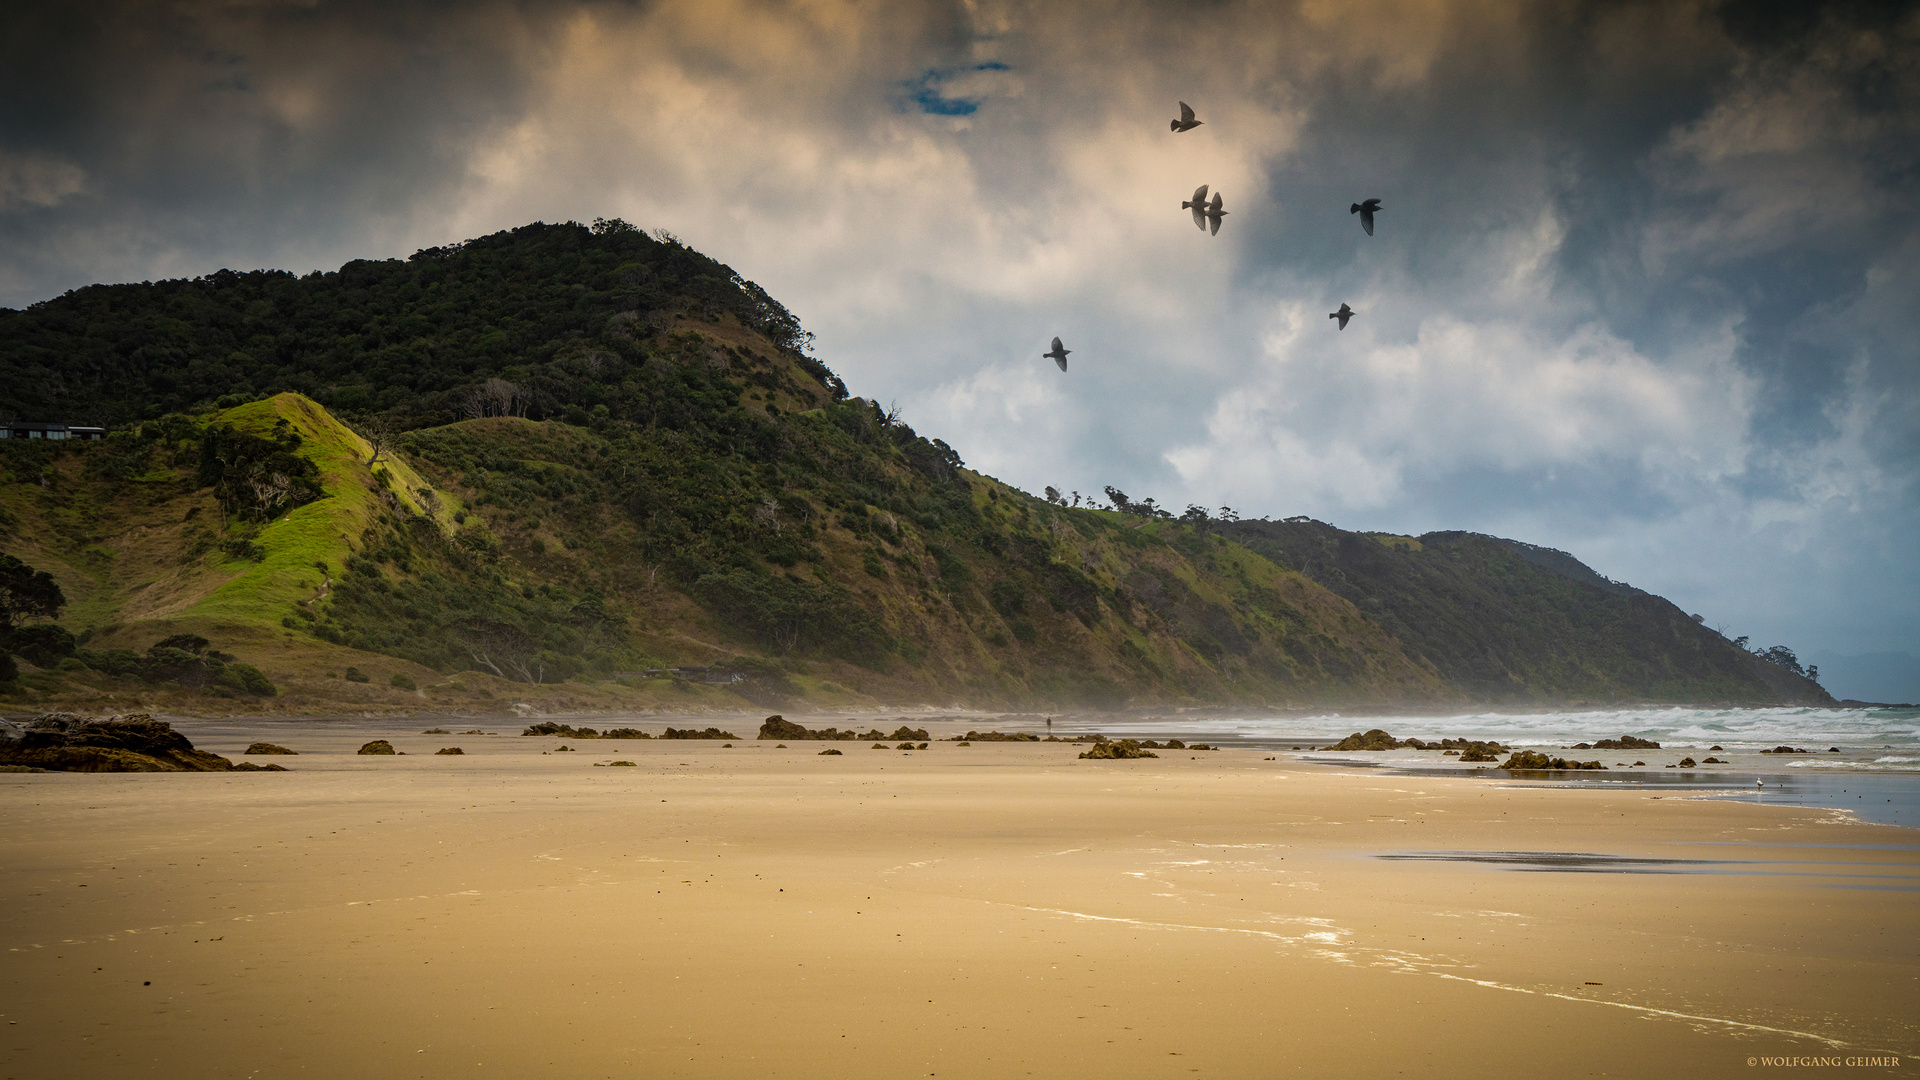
[2,720,1915,1078]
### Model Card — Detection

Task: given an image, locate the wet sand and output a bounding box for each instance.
[2,721,1915,1079]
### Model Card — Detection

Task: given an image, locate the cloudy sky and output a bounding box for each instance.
[4,0,1917,696]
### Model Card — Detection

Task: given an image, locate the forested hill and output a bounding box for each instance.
[1215,520,1829,705]
[0,221,1829,712]
[0,218,841,427]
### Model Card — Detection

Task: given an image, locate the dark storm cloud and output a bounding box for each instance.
[1,0,1915,685]
[0,0,555,298]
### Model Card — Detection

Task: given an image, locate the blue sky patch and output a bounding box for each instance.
[903,62,1010,116]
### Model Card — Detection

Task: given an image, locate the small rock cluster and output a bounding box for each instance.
[1498,750,1606,771]
[521,722,652,739]
[1078,739,1159,760]
[1572,736,1661,750]
[0,713,280,773]
[758,715,930,742]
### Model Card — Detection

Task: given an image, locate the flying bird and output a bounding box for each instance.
[1351,198,1381,236]
[1184,184,1211,230]
[1330,303,1355,330]
[1171,102,1203,133]
[1204,191,1227,235]
[1043,337,1071,371]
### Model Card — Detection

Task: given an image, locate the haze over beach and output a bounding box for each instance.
[3,1,1919,1078]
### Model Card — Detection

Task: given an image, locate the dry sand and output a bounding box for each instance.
[2,719,1915,1079]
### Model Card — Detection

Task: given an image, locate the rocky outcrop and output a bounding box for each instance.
[434,747,464,755]
[1321,730,1508,755]
[1323,729,1404,751]
[0,714,237,772]
[757,715,930,741]
[1760,746,1811,754]
[1079,739,1159,760]
[761,715,837,740]
[244,742,296,755]
[662,726,740,740]
[1572,736,1661,750]
[357,740,396,755]
[1498,750,1606,770]
[521,722,654,738]
[952,730,1040,742]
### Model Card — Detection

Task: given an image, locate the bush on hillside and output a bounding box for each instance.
[6,624,75,668]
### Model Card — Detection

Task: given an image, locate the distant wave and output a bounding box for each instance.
[1056,705,1920,753]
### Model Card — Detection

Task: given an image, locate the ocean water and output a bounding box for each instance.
[1040,705,1920,827]
[1049,705,1920,759]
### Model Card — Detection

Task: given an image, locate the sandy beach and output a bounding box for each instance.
[3,719,1915,1079]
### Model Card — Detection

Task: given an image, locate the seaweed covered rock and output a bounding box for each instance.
[1433,737,1507,753]
[758,715,893,741]
[232,761,289,771]
[434,747,464,755]
[663,726,739,740]
[818,748,843,755]
[1079,739,1159,760]
[1498,750,1605,771]
[0,714,236,772]
[1677,757,1696,768]
[523,722,600,738]
[1760,746,1811,754]
[1458,745,1500,762]
[759,715,815,740]
[955,730,1040,742]
[357,740,397,755]
[1322,729,1405,751]
[245,742,297,755]
[521,722,652,739]
[1572,735,1661,750]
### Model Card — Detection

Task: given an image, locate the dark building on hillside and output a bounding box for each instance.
[0,422,106,440]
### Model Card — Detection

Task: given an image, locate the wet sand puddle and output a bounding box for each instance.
[1373,848,1920,887]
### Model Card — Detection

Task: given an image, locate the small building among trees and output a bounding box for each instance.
[0,421,106,440]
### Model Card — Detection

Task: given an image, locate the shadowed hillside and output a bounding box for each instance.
[1216,520,1830,705]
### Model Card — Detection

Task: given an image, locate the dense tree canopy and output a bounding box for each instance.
[0,220,839,427]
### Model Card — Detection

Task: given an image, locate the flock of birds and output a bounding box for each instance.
[1045,102,1378,372]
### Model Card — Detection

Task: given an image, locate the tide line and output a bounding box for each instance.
[993,901,1875,1051]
